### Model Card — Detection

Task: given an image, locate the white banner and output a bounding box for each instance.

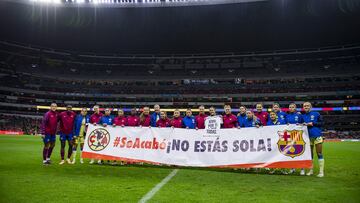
[82,124,312,168]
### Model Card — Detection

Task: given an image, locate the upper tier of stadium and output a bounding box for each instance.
[9,0,266,8]
[1,41,359,110]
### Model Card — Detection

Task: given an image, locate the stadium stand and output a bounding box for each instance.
[0,41,359,137]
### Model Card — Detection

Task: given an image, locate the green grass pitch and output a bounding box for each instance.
[0,135,359,203]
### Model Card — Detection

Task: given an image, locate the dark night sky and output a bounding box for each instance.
[0,0,359,54]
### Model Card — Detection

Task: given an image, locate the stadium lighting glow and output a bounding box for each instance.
[29,0,61,3]
[27,0,268,6]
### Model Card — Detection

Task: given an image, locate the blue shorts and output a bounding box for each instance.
[43,134,56,144]
[59,133,74,142]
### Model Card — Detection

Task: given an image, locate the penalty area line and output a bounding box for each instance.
[138,169,179,203]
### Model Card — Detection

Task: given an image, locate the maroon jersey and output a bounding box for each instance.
[90,112,103,124]
[140,114,151,127]
[223,114,238,128]
[254,111,269,126]
[40,110,58,135]
[171,117,183,128]
[127,115,140,126]
[195,114,207,129]
[156,118,170,127]
[113,116,127,126]
[59,111,76,134]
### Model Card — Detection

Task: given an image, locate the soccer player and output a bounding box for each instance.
[237,106,247,128]
[222,105,238,128]
[243,110,261,128]
[112,109,129,165]
[156,111,170,127]
[267,111,286,126]
[58,105,76,165]
[266,111,287,174]
[195,105,207,129]
[98,108,113,165]
[254,103,268,126]
[171,109,183,128]
[40,103,58,165]
[151,104,161,127]
[271,103,287,123]
[285,103,303,174]
[99,108,113,126]
[302,102,325,177]
[139,107,151,127]
[127,108,140,127]
[113,109,127,127]
[183,108,196,129]
[90,105,103,124]
[72,107,90,164]
[89,105,102,164]
[204,106,223,132]
[286,103,303,125]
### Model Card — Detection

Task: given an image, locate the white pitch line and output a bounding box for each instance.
[139,169,179,203]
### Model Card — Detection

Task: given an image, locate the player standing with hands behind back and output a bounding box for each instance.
[40,103,58,165]
[58,105,76,165]
[72,107,90,164]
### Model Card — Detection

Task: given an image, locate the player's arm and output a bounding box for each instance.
[255,118,262,128]
[123,117,128,127]
[97,117,103,126]
[233,116,238,128]
[40,112,49,138]
[312,113,323,127]
[156,120,160,127]
[73,115,79,137]
[297,113,303,124]
[150,114,155,127]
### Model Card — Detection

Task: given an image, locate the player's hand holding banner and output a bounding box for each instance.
[82,124,312,168]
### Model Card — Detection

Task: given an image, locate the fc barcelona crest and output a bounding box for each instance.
[277,130,305,158]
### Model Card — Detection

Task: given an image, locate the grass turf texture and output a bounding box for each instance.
[0,135,359,203]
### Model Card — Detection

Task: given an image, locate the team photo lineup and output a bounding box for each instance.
[41,102,324,176]
[1,0,360,202]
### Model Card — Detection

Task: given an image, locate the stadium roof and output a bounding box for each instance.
[8,0,267,8]
[0,0,359,54]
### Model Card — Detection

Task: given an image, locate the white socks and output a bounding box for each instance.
[318,159,325,177]
[72,151,77,162]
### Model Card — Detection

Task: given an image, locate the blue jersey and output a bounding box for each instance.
[276,111,287,122]
[99,115,113,125]
[182,116,196,129]
[267,119,286,126]
[237,114,247,128]
[243,117,261,128]
[286,112,303,124]
[73,114,90,136]
[302,111,323,138]
[151,112,160,127]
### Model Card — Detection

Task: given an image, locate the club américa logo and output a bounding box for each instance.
[277,130,305,158]
[88,128,110,151]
